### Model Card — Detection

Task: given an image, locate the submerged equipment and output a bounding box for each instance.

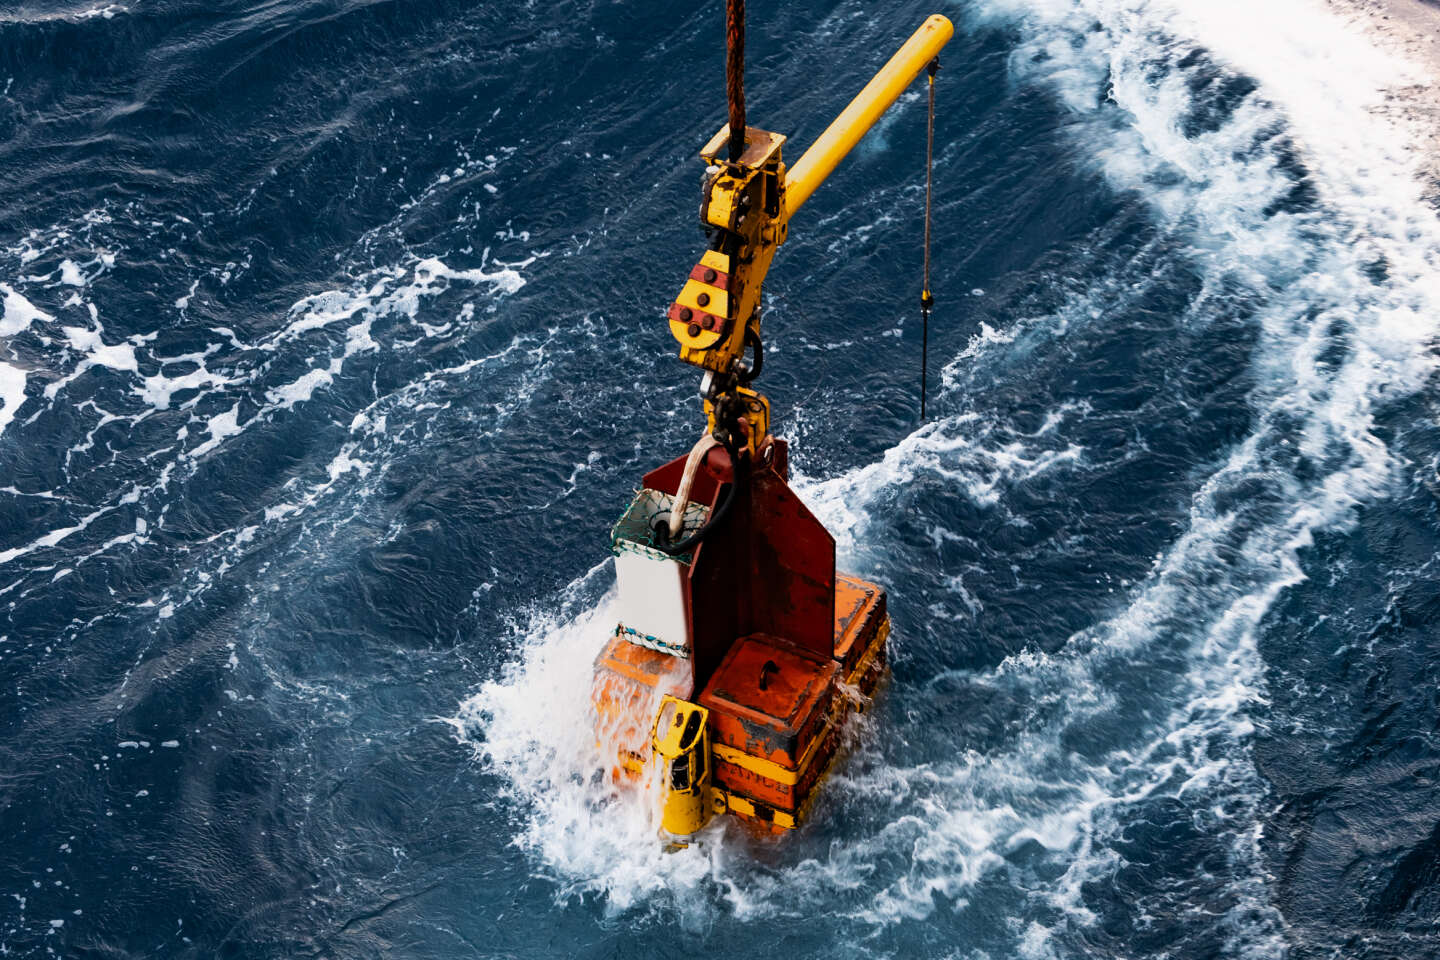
[591,7,952,840]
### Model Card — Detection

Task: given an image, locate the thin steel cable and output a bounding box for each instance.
[920,58,938,420]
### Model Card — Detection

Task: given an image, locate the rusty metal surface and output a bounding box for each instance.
[832,574,887,680]
[834,576,874,639]
[704,634,834,730]
[686,477,748,691]
[744,463,835,660]
[593,630,692,692]
[767,437,788,480]
[591,632,696,782]
[710,724,839,813]
[699,634,835,765]
[699,124,786,169]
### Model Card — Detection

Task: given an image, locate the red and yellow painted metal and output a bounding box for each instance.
[591,14,952,840]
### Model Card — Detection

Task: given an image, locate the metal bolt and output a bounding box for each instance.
[703,268,718,282]
[697,292,711,306]
[679,307,693,322]
[687,323,701,337]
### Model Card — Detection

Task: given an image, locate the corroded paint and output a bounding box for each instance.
[695,578,889,821]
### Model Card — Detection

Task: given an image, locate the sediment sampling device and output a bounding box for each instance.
[591,7,952,840]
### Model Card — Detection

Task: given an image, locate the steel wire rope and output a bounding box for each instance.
[920,57,938,420]
[726,0,745,161]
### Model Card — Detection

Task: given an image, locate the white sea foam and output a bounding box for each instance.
[447,574,724,921]
[136,364,235,410]
[63,324,138,372]
[0,502,121,565]
[266,367,335,410]
[174,280,199,311]
[96,287,552,627]
[0,362,28,437]
[189,404,243,460]
[0,239,537,591]
[74,4,127,21]
[802,411,1084,553]
[267,254,528,354]
[2,244,531,470]
[0,283,52,336]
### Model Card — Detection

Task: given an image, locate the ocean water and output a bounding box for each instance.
[2,0,1439,957]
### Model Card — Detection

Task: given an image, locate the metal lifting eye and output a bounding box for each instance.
[758,659,779,690]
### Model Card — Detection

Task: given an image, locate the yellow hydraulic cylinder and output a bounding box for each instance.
[782,14,954,220]
[652,696,713,838]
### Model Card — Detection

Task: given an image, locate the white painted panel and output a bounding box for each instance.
[613,547,690,656]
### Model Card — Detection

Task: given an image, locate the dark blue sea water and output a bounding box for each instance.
[3,0,1439,957]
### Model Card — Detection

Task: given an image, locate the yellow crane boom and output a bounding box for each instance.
[784,14,953,219]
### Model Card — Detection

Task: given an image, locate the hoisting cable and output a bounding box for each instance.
[920,57,938,421]
[726,0,746,162]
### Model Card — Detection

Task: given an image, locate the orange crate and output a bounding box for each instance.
[699,634,837,811]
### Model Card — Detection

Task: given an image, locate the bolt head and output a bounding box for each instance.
[687,323,701,337]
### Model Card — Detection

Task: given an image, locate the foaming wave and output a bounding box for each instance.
[792,0,1438,946]
[798,403,1087,556]
[0,243,536,610]
[444,568,728,925]
[0,3,127,25]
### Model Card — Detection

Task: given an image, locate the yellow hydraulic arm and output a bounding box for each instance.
[666,14,953,453]
[784,15,954,218]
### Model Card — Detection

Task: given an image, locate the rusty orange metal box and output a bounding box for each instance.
[832,574,888,695]
[700,634,836,766]
[699,633,838,811]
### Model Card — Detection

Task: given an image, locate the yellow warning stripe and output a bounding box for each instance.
[713,741,801,785]
[714,788,796,829]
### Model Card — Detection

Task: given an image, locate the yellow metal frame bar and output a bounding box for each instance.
[713,738,811,786]
[716,789,797,830]
[783,14,953,219]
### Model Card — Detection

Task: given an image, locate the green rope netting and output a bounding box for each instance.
[610,488,711,561]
